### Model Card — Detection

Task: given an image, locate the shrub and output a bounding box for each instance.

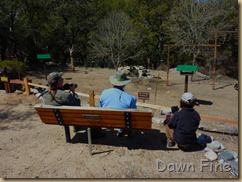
[0,60,28,79]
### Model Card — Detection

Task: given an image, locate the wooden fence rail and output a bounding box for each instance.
[0,76,238,126]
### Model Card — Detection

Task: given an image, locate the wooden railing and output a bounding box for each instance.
[0,76,238,125]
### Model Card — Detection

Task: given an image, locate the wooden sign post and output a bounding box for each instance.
[37,54,51,80]
[177,65,198,93]
[138,92,150,103]
[0,76,11,93]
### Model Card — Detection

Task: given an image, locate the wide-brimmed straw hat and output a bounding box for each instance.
[109,71,131,86]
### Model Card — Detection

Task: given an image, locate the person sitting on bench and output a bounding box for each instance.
[43,72,80,106]
[100,71,137,137]
[42,72,104,138]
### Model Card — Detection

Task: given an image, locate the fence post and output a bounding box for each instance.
[4,78,11,93]
[89,90,95,107]
[24,77,30,96]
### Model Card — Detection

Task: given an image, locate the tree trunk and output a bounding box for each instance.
[191,50,200,82]
[69,47,75,72]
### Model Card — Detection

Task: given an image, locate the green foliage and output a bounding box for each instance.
[0,60,28,79]
[163,0,238,67]
[0,60,27,70]
[0,0,238,77]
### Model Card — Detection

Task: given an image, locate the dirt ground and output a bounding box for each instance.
[0,67,239,179]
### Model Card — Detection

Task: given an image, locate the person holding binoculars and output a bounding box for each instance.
[42,72,105,138]
[42,72,82,134]
[43,72,80,106]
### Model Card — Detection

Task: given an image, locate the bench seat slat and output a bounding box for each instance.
[36,107,152,117]
[36,111,152,121]
[35,104,153,131]
[39,118,151,129]
[38,115,152,129]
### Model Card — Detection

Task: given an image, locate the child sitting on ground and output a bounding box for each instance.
[164,92,204,152]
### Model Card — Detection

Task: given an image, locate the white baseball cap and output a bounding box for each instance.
[181,92,196,104]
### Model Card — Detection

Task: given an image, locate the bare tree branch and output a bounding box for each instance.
[88,11,143,69]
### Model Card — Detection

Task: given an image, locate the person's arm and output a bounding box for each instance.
[195,111,201,128]
[65,94,81,106]
[130,96,137,109]
[59,89,80,106]
[65,84,81,106]
[167,112,179,129]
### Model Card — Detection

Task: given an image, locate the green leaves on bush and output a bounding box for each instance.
[0,60,27,69]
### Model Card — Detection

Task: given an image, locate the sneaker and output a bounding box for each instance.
[167,141,176,147]
[73,126,82,133]
[117,131,124,137]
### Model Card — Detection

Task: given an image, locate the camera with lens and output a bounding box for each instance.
[62,83,78,90]
[160,106,179,115]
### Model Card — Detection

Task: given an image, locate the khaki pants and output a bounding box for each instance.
[164,124,174,142]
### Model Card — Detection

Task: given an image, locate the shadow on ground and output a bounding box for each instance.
[71,128,178,151]
[213,84,233,90]
[196,99,213,105]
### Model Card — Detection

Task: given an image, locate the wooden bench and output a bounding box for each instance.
[34,104,153,155]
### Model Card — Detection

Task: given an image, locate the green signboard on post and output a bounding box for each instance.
[177,64,198,92]
[37,54,51,59]
[177,65,198,72]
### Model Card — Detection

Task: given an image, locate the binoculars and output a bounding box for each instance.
[160,106,179,115]
[62,83,78,90]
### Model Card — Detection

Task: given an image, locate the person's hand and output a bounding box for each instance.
[163,113,172,125]
[69,84,76,93]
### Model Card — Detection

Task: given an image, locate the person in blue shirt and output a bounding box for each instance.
[164,92,204,152]
[100,71,137,136]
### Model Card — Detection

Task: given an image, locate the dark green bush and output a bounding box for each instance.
[0,60,28,79]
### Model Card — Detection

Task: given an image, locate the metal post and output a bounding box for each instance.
[88,90,93,156]
[87,127,92,156]
[64,126,71,143]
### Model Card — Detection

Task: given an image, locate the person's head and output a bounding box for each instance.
[180,92,198,108]
[47,72,64,90]
[109,71,131,88]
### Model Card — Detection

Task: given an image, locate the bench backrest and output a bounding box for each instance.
[34,104,153,130]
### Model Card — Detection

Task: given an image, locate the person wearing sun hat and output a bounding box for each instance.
[100,71,137,136]
[43,72,80,106]
[164,92,204,152]
[43,72,86,133]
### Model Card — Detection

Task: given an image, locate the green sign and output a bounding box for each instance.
[177,65,198,72]
[37,54,51,59]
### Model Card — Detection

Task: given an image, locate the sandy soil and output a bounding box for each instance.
[0,67,239,178]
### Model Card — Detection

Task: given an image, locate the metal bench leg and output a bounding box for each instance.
[87,127,92,156]
[64,125,71,143]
